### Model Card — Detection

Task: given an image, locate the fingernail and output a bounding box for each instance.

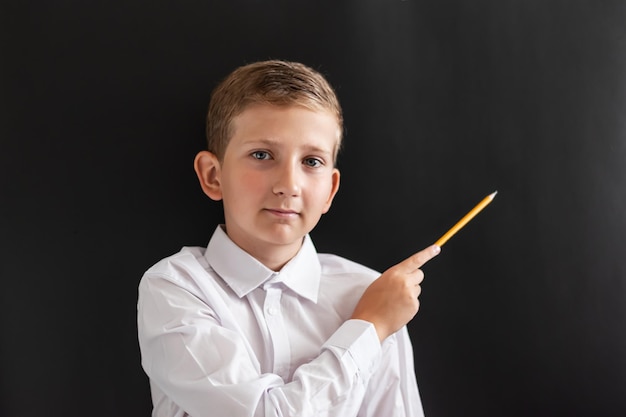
[433,245,441,254]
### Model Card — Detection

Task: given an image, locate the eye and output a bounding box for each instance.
[303,157,323,168]
[251,151,271,160]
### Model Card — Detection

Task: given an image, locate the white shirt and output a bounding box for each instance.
[137,226,425,417]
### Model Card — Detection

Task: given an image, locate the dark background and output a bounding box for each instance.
[2,1,625,416]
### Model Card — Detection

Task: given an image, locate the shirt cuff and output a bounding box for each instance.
[322,319,382,381]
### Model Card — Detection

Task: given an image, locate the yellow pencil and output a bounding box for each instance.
[435,191,497,247]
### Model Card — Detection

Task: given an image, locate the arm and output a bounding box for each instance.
[137,275,382,417]
[358,327,424,417]
[349,245,439,416]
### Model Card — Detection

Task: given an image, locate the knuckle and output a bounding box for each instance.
[410,254,425,268]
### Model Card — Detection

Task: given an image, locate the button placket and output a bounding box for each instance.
[263,286,291,380]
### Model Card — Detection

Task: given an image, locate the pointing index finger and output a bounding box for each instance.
[397,244,441,273]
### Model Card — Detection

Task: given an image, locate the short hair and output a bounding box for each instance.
[205,60,343,162]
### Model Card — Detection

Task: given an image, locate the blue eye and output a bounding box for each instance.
[251,151,271,160]
[303,158,323,168]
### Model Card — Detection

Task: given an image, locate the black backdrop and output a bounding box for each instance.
[2,1,625,416]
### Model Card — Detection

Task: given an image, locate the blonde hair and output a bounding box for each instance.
[206,60,343,162]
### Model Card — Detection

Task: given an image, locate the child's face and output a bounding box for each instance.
[212,104,341,263]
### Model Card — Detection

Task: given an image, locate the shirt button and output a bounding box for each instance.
[268,307,279,316]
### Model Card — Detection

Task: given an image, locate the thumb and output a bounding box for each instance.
[395,244,441,273]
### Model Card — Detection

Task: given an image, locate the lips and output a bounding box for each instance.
[265,208,300,217]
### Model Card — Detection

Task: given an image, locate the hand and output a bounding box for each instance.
[351,245,441,342]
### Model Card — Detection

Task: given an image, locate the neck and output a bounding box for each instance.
[222,226,303,271]
[254,249,298,271]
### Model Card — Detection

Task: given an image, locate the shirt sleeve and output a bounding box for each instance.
[357,327,425,417]
[137,274,383,417]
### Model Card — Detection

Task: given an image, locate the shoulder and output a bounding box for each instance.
[318,253,380,283]
[315,254,380,314]
[141,246,209,287]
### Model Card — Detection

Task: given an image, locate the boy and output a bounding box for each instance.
[137,60,440,417]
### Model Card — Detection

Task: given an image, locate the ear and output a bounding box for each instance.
[322,168,341,214]
[194,151,223,201]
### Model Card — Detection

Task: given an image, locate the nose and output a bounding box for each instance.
[272,161,301,197]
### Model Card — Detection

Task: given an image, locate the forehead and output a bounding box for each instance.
[229,104,341,151]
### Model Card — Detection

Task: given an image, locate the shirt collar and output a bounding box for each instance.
[205,226,321,303]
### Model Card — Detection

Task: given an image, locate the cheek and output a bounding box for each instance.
[307,177,334,205]
[236,171,267,193]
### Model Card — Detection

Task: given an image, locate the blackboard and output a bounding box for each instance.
[2,1,625,416]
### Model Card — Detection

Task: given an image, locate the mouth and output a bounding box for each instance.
[265,208,300,218]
